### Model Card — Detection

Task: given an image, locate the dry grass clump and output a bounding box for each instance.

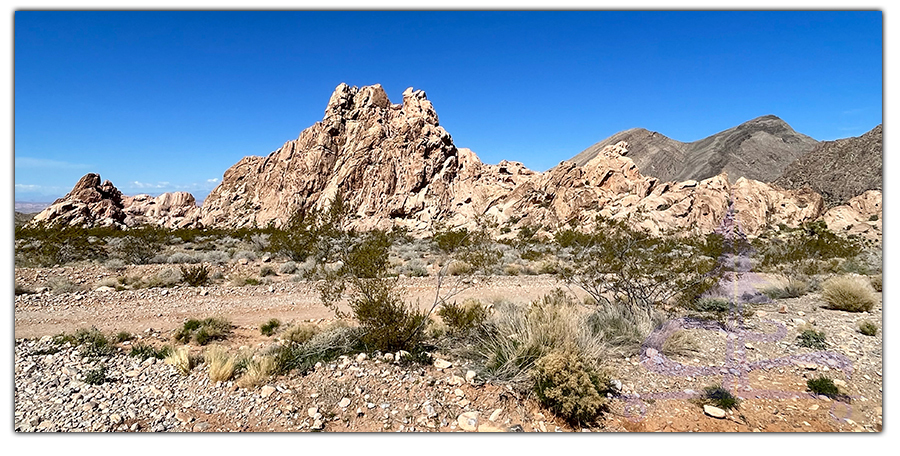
[760,274,810,299]
[857,320,878,337]
[661,330,700,356]
[237,354,276,388]
[870,274,882,292]
[45,276,81,295]
[476,290,607,385]
[821,275,878,312]
[204,345,237,382]
[165,347,199,375]
[282,323,321,344]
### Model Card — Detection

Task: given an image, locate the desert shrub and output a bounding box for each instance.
[797,328,827,350]
[268,194,349,262]
[701,384,739,410]
[807,376,840,398]
[282,323,321,345]
[661,330,699,356]
[233,250,257,262]
[57,328,114,357]
[870,274,882,292]
[174,317,231,345]
[432,227,471,253]
[279,261,298,275]
[260,318,281,336]
[271,325,364,375]
[475,290,607,385]
[693,297,731,313]
[15,283,34,295]
[146,267,182,288]
[165,347,199,375]
[532,349,611,425]
[237,354,276,388]
[760,275,809,299]
[204,345,237,382]
[446,260,474,276]
[180,264,211,287]
[103,258,127,271]
[46,277,81,295]
[585,303,660,354]
[129,343,171,360]
[754,221,862,271]
[167,252,200,264]
[198,251,230,264]
[113,331,133,343]
[858,320,878,336]
[437,299,489,336]
[556,215,722,318]
[83,365,109,385]
[114,226,169,264]
[821,275,878,312]
[15,224,108,266]
[259,265,277,277]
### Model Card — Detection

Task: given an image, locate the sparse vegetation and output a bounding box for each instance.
[821,275,878,312]
[797,327,827,350]
[165,347,199,375]
[180,264,211,286]
[807,376,840,398]
[83,365,110,385]
[760,275,809,299]
[260,318,281,336]
[204,345,237,382]
[858,320,878,336]
[237,354,276,388]
[661,330,699,356]
[174,317,231,345]
[113,331,133,343]
[700,384,740,410]
[437,299,488,336]
[129,343,172,361]
[532,349,611,425]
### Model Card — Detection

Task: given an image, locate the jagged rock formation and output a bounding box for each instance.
[27,174,199,229]
[774,125,883,207]
[29,173,127,228]
[29,85,880,241]
[122,192,200,229]
[570,115,819,184]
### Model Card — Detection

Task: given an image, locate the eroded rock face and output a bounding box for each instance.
[28,174,201,229]
[122,192,201,229]
[29,85,874,241]
[821,190,882,239]
[29,173,127,228]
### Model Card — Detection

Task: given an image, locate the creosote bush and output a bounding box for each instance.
[437,299,488,336]
[84,365,110,385]
[821,275,878,312]
[532,349,611,425]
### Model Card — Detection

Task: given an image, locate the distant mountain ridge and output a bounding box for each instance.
[570,115,819,183]
[774,124,883,207]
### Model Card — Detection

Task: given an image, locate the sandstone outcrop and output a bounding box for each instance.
[29,84,880,241]
[29,173,127,228]
[28,174,200,230]
[821,190,882,239]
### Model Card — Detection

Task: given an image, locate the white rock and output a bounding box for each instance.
[434,359,452,369]
[457,411,479,431]
[703,405,726,419]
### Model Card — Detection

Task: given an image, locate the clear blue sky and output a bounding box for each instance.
[14,11,883,203]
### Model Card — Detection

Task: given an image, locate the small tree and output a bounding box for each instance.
[268,192,351,262]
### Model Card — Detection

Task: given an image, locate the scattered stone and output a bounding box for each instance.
[338,397,351,408]
[260,385,276,398]
[703,405,726,419]
[457,412,479,431]
[434,359,452,369]
[489,408,503,422]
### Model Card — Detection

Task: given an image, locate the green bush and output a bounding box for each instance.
[701,384,739,410]
[807,376,840,398]
[56,328,114,357]
[113,331,133,343]
[797,328,827,350]
[282,323,321,345]
[754,221,862,272]
[260,318,281,336]
[129,343,171,360]
[437,299,488,335]
[532,349,610,425]
[858,320,878,336]
[180,264,211,286]
[83,365,109,385]
[760,275,809,299]
[259,265,277,277]
[174,318,231,345]
[693,297,731,313]
[821,275,878,312]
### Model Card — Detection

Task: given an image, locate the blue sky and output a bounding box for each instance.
[14,11,883,202]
